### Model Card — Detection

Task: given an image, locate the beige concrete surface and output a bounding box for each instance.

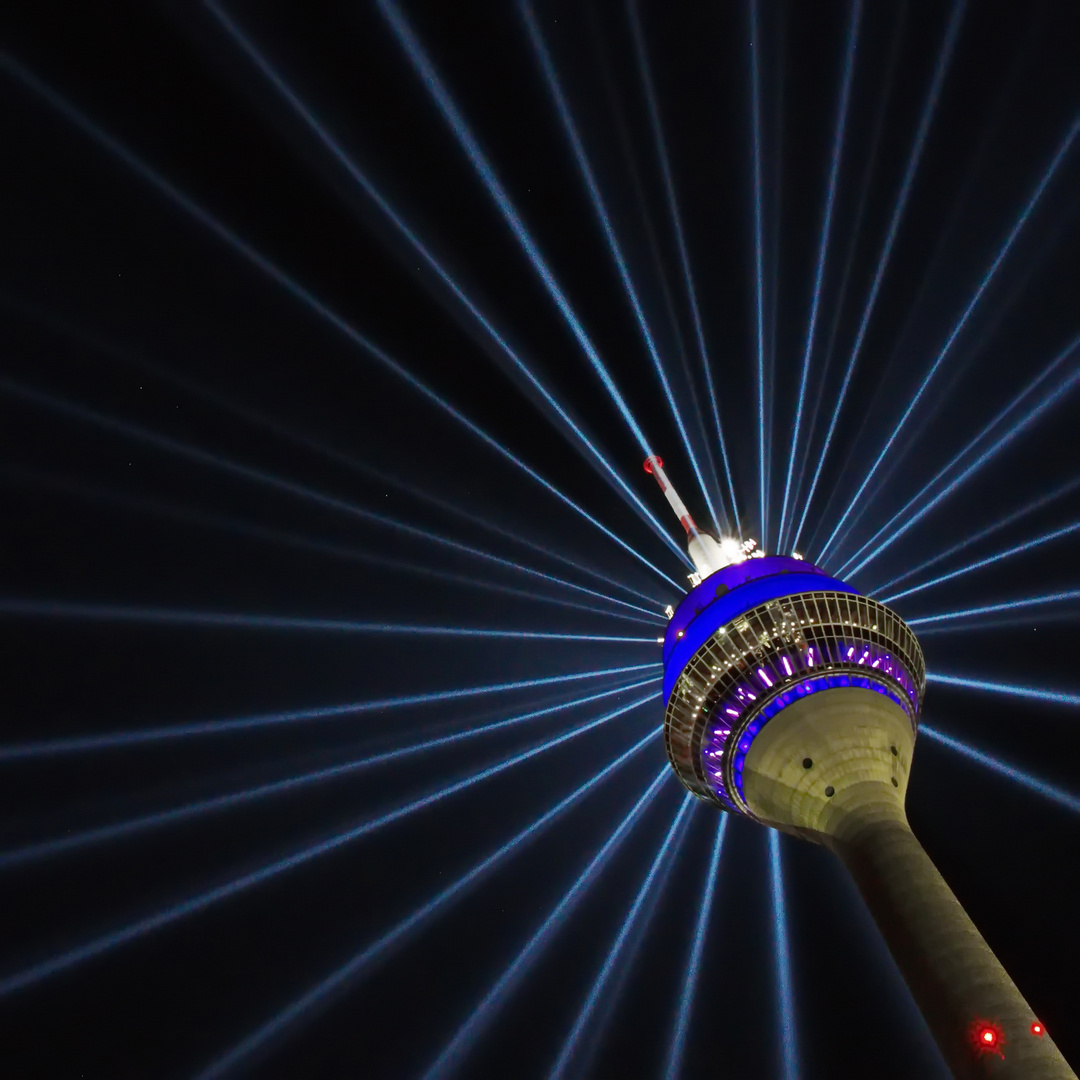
[742,688,1076,1080]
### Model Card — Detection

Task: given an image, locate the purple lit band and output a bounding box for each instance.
[701,659,915,810]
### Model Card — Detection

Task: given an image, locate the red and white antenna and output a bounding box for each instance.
[644,455,700,539]
[644,456,751,580]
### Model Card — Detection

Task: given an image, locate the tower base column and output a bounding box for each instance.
[826,811,1075,1079]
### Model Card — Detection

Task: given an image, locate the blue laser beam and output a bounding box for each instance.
[421,768,671,1080]
[867,476,1080,596]
[881,522,1080,604]
[624,0,730,532]
[925,673,1080,707]
[777,1,860,553]
[0,376,661,622]
[0,696,658,997]
[818,107,1080,563]
[374,0,689,564]
[769,829,799,1080]
[905,590,1080,628]
[191,730,664,1080]
[0,663,658,760]
[834,333,1080,577]
[204,2,684,562]
[0,291,670,609]
[921,725,1080,813]
[0,53,679,587]
[662,813,729,1080]
[0,598,658,643]
[789,0,967,554]
[1,468,654,624]
[749,0,769,545]
[0,680,661,871]
[521,0,723,533]
[788,2,906,540]
[548,793,695,1080]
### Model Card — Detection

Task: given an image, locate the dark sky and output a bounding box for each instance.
[1,1,1078,1078]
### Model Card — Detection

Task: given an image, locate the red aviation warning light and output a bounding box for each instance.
[1032,1021,1045,1037]
[969,1019,1006,1059]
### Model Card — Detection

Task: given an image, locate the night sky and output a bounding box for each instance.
[1,2,1079,1078]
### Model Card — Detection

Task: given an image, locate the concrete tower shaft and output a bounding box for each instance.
[743,688,1074,1079]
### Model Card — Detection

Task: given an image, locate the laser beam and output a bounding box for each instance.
[790,1,907,540]
[663,813,728,1080]
[184,732,664,1080]
[749,0,769,545]
[787,1,906,540]
[0,598,658,643]
[866,476,1080,596]
[374,0,689,563]
[548,793,694,1080]
[777,1,860,552]
[789,0,967,554]
[0,696,658,996]
[625,0,730,532]
[881,521,1080,603]
[0,291,669,609]
[818,107,1080,563]
[904,590,1080,628]
[204,2,685,562]
[921,725,1080,814]
[0,679,661,871]
[925,673,1080,707]
[0,52,678,586]
[421,769,671,1080]
[0,376,662,622]
[520,0,723,533]
[0,663,659,760]
[769,829,799,1080]
[834,333,1080,577]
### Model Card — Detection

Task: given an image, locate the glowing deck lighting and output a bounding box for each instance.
[907,589,1080,629]
[0,678,662,870]
[192,735,664,1080]
[625,0,733,532]
[663,815,728,1080]
[0,56,679,588]
[925,672,1080,708]
[777,0,860,552]
[819,109,1080,564]
[759,668,774,687]
[420,768,671,1080]
[834,333,1080,577]
[881,521,1080,603]
[0,662,660,759]
[749,0,769,547]
[921,725,1080,814]
[547,794,695,1080]
[782,656,793,676]
[769,830,799,1080]
[523,0,725,534]
[0,698,659,997]
[788,0,966,554]
[0,597,659,643]
[206,2,685,562]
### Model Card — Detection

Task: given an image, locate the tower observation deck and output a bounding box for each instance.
[646,457,1076,1080]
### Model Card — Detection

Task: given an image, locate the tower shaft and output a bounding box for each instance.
[743,688,1075,1079]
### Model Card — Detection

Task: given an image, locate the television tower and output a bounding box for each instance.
[645,455,1075,1079]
